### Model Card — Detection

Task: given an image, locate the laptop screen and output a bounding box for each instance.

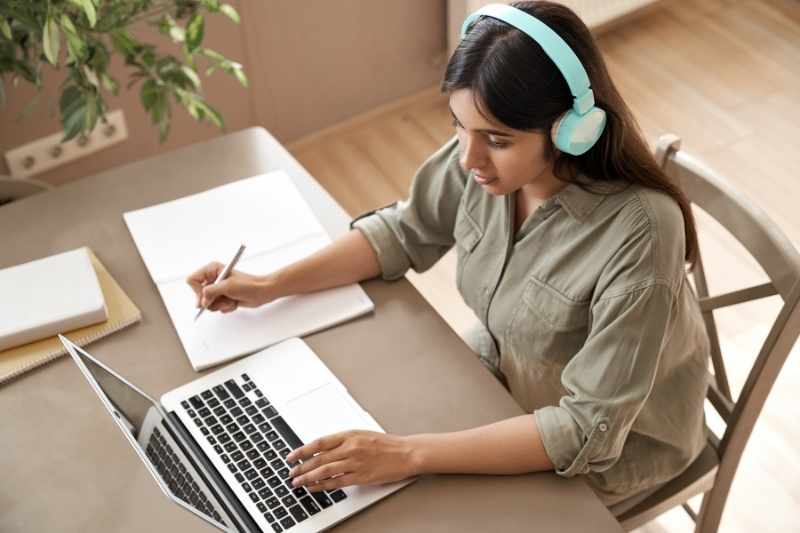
[63,338,227,530]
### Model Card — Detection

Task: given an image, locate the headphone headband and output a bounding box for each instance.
[460,3,595,114]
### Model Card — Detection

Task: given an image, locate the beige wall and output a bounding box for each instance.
[0,1,446,186]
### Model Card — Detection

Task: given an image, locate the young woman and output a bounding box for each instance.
[187,1,710,509]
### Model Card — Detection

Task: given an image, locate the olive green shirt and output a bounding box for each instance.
[352,137,710,501]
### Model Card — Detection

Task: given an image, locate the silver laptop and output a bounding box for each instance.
[60,335,413,532]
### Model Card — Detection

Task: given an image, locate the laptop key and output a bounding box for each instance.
[271,417,303,450]
[253,458,267,469]
[266,496,281,510]
[310,491,333,509]
[267,476,282,488]
[249,492,260,503]
[259,467,274,479]
[244,424,257,435]
[299,496,321,515]
[252,478,266,490]
[252,414,265,425]
[277,467,290,479]
[236,414,249,426]
[329,489,348,502]
[234,473,244,483]
[274,507,288,519]
[213,385,230,400]
[280,515,297,529]
[293,487,308,498]
[271,524,282,533]
[242,373,251,382]
[231,450,244,462]
[210,424,224,435]
[279,449,290,459]
[246,405,258,416]
[224,379,244,399]
[256,398,268,408]
[258,487,273,500]
[245,468,259,481]
[270,459,283,470]
[208,398,220,408]
[266,431,279,442]
[213,445,223,455]
[201,390,214,400]
[221,454,230,463]
[213,406,226,416]
[264,511,276,523]
[233,432,246,442]
[236,459,252,471]
[247,449,260,460]
[288,504,308,523]
[223,398,236,409]
[224,441,237,453]
[240,397,252,407]
[274,440,287,451]
[263,406,278,418]
[275,486,289,498]
[251,433,265,443]
[242,482,252,492]
[230,406,243,418]
[264,449,277,460]
[218,433,232,444]
[257,502,267,513]
[240,440,254,451]
[190,396,204,409]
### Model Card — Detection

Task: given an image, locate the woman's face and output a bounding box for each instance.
[449,89,563,199]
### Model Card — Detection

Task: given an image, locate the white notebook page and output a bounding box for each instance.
[124,171,374,370]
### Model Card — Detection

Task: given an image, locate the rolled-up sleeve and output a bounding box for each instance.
[351,136,466,280]
[535,280,677,476]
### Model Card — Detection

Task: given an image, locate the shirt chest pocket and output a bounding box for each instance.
[453,211,484,295]
[505,278,590,367]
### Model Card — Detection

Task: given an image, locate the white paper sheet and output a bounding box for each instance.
[124,171,374,370]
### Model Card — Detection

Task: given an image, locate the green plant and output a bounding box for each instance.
[0,0,248,142]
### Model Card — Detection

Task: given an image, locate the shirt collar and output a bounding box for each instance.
[547,179,628,222]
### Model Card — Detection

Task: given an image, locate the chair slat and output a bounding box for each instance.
[699,282,777,312]
[694,252,734,401]
[707,382,734,423]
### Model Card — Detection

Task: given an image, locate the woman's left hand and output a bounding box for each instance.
[286,430,419,492]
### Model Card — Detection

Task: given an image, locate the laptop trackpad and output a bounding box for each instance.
[282,383,380,446]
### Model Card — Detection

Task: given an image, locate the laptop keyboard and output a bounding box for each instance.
[182,373,348,532]
[145,426,224,524]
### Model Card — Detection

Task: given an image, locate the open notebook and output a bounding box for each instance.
[123,171,374,371]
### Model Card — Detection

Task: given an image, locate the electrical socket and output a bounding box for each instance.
[4,109,128,179]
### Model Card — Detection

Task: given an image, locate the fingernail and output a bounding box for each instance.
[292,478,299,487]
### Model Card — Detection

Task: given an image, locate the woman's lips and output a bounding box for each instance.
[473,173,498,185]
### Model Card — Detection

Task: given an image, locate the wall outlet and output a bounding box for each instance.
[4,109,128,179]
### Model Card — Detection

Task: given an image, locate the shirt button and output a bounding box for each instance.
[598,423,609,432]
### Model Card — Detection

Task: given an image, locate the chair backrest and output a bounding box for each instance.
[653,134,800,531]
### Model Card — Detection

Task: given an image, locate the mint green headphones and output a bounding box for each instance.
[460,3,606,156]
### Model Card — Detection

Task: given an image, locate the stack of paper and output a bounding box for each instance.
[124,171,374,371]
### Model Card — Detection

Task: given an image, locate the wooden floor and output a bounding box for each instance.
[289,1,800,531]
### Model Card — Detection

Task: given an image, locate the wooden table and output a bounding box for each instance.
[0,127,622,533]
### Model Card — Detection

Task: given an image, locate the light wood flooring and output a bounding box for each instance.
[289,0,800,530]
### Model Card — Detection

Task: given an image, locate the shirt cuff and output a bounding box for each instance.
[352,213,411,281]
[535,405,611,477]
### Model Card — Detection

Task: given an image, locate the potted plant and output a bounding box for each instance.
[0,0,248,144]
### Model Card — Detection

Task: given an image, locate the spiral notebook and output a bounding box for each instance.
[123,171,374,371]
[0,250,141,384]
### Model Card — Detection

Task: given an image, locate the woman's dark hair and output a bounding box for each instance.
[441,1,698,266]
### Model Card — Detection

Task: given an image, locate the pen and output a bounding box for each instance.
[194,244,246,321]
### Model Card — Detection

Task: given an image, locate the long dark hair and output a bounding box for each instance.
[441,1,698,265]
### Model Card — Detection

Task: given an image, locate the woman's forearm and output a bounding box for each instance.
[407,415,554,476]
[265,229,382,299]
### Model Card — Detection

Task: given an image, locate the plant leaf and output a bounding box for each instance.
[233,65,248,88]
[61,15,86,61]
[170,25,185,43]
[186,14,204,52]
[220,4,240,24]
[60,86,87,141]
[69,0,97,28]
[181,65,200,88]
[43,16,61,65]
[1,19,12,41]
[200,0,221,12]
[140,79,159,109]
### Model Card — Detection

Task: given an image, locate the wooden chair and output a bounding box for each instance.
[615,134,800,531]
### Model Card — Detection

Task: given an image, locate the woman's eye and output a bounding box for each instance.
[488,138,509,149]
[451,118,461,129]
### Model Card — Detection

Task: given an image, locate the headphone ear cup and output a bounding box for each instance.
[551,107,607,156]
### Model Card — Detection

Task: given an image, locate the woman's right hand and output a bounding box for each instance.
[186,262,276,314]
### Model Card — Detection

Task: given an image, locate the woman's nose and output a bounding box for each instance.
[459,135,486,171]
